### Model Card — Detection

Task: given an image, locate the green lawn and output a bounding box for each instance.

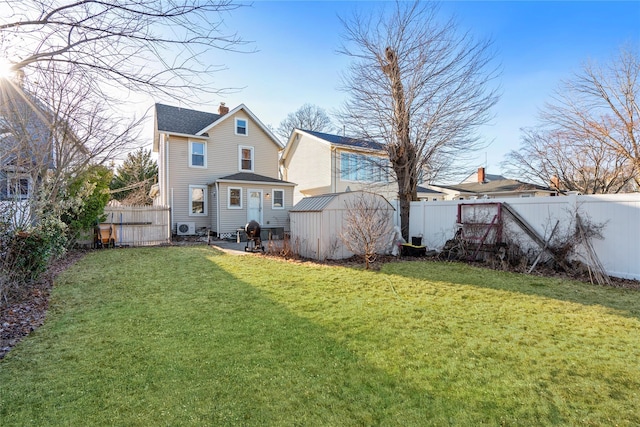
[1,246,639,426]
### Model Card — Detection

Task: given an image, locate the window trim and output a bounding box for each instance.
[238,145,255,172]
[188,185,207,216]
[271,188,284,210]
[189,140,207,168]
[235,118,248,136]
[228,187,243,209]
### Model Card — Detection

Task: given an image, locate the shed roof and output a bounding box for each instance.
[290,191,395,213]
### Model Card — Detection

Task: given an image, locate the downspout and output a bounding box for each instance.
[216,181,220,236]
[331,146,337,194]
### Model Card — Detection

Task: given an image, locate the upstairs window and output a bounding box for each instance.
[236,118,247,136]
[239,146,254,172]
[190,141,206,168]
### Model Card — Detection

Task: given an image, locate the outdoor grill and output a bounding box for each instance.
[244,220,264,252]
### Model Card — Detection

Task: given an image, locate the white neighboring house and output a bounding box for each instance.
[281,129,397,204]
[153,103,296,238]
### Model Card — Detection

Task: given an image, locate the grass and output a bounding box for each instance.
[1,246,639,426]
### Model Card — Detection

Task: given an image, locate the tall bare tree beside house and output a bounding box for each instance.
[504,45,639,193]
[338,1,500,239]
[276,103,334,143]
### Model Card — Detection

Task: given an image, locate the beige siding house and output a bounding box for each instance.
[281,129,397,204]
[153,103,295,238]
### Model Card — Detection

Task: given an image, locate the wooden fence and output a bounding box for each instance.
[99,205,170,247]
[409,194,640,280]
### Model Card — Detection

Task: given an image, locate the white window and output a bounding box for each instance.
[228,187,242,209]
[189,185,207,216]
[235,118,247,136]
[2,173,30,200]
[189,141,206,168]
[272,189,284,209]
[239,146,254,172]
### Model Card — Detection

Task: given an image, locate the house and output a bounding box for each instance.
[0,79,57,227]
[153,102,295,238]
[425,167,558,200]
[280,129,397,204]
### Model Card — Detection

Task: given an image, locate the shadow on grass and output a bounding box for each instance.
[1,246,493,426]
[379,259,640,319]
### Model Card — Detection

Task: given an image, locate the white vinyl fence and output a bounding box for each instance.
[101,205,170,247]
[409,194,640,280]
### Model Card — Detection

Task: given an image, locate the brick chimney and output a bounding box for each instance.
[477,167,486,183]
[218,102,229,115]
[550,175,560,189]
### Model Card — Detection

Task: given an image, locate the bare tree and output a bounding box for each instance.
[503,127,637,194]
[276,103,334,142]
[0,0,249,103]
[504,45,640,193]
[340,192,394,269]
[338,1,500,239]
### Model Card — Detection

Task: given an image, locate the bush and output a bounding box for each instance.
[0,217,67,306]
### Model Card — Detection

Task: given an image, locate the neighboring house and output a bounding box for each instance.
[281,129,396,204]
[153,102,295,238]
[0,83,54,204]
[425,168,558,200]
[0,81,57,227]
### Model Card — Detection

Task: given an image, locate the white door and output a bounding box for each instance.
[247,189,263,224]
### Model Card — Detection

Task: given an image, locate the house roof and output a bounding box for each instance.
[154,103,283,150]
[0,83,55,168]
[155,103,221,136]
[300,129,385,151]
[416,185,444,195]
[441,179,554,194]
[214,172,295,186]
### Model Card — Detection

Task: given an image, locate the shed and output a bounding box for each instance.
[289,191,395,260]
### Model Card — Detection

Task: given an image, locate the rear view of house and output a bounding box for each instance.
[153,103,295,238]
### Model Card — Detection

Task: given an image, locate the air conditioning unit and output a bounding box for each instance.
[176,222,196,236]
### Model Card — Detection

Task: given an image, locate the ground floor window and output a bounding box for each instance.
[272,189,284,209]
[228,187,242,209]
[189,185,207,215]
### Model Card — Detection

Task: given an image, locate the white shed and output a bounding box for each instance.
[289,191,395,260]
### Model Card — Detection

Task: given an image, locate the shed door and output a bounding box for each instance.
[247,189,263,224]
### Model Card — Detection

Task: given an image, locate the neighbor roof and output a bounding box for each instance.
[442,179,553,194]
[155,103,221,136]
[300,129,385,151]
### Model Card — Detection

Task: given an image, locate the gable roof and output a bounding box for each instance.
[154,103,283,151]
[282,128,385,161]
[155,103,221,136]
[0,83,55,168]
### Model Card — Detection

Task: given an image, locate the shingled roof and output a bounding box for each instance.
[300,129,385,151]
[215,172,295,185]
[155,103,221,136]
[442,179,553,194]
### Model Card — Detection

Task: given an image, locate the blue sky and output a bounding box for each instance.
[154,1,640,177]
